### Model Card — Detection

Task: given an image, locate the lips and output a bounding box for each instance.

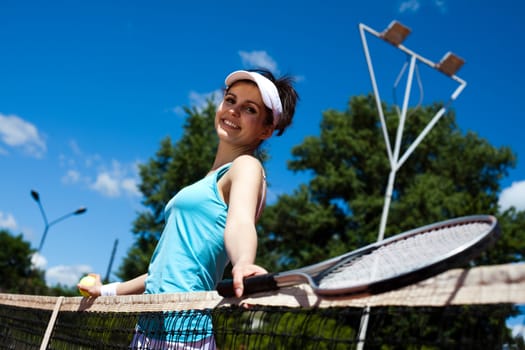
[222,119,240,129]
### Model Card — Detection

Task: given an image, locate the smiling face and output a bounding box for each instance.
[215,81,274,151]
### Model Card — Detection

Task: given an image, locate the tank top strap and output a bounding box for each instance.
[216,163,232,178]
[255,169,267,221]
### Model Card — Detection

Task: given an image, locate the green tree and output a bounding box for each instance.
[255,95,523,349]
[117,102,219,280]
[0,229,47,294]
[118,94,523,347]
[120,94,524,275]
[257,95,523,271]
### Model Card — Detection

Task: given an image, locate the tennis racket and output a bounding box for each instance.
[217,215,500,298]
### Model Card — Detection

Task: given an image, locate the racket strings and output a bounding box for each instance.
[318,222,490,289]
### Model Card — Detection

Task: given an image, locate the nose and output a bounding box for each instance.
[228,104,241,117]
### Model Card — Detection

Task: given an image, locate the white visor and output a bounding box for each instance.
[225,70,283,127]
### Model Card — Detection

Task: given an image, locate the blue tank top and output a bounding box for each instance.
[145,163,231,294]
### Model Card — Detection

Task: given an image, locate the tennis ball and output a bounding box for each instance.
[78,275,96,297]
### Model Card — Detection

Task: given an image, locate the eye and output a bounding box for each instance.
[244,106,257,114]
[224,96,236,105]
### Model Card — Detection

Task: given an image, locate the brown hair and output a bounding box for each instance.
[228,69,299,136]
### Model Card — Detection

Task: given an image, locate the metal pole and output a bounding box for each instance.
[359,23,394,166]
[37,226,50,253]
[104,239,119,284]
[378,54,417,242]
[356,21,467,350]
[31,190,87,253]
[37,210,86,252]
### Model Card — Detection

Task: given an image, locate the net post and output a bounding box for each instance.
[356,305,371,350]
[40,296,64,350]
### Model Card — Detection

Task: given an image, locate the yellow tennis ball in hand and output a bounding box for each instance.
[78,275,96,297]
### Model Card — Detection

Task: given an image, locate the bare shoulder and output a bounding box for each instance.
[229,155,264,178]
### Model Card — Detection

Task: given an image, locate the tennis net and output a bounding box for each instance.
[1,263,524,349]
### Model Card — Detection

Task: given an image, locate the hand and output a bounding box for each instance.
[77,273,102,297]
[231,263,268,298]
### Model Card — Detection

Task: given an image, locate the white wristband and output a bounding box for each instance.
[100,282,121,296]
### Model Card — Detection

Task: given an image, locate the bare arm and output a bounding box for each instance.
[223,156,268,297]
[116,273,147,295]
[77,273,147,297]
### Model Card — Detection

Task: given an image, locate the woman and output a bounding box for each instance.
[78,69,299,348]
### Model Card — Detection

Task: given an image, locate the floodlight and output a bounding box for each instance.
[380,21,411,46]
[436,52,465,76]
[358,21,467,350]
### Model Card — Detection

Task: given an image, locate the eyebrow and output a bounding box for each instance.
[225,91,262,108]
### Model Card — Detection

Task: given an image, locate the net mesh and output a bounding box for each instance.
[0,263,524,349]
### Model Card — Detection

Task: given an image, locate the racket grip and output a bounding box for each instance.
[216,273,278,297]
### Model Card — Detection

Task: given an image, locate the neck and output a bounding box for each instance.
[210,142,255,171]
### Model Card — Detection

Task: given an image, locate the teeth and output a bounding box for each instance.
[224,119,239,129]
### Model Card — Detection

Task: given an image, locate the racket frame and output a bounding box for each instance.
[216,215,500,298]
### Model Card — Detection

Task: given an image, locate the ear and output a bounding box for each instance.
[259,124,274,141]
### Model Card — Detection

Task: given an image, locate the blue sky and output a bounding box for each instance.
[0,0,524,297]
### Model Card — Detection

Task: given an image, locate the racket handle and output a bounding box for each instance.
[216,273,278,297]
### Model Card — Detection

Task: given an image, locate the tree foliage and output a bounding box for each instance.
[256,95,522,271]
[253,94,523,349]
[117,93,524,346]
[0,230,47,294]
[118,94,524,280]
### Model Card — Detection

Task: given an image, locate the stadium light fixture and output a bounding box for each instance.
[436,51,465,76]
[380,20,411,46]
[31,189,87,253]
[359,20,467,241]
[357,20,467,350]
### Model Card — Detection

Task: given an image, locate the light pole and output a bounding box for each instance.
[356,20,467,349]
[103,238,119,284]
[30,189,87,253]
[359,20,466,243]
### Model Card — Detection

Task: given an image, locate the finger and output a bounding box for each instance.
[232,273,244,298]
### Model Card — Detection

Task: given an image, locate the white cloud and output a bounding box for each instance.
[88,160,140,198]
[398,0,447,13]
[0,212,17,231]
[399,0,420,13]
[122,178,141,197]
[31,252,47,270]
[169,89,222,118]
[511,322,525,341]
[239,50,278,73]
[433,0,447,13]
[69,139,82,155]
[62,169,82,184]
[0,114,47,157]
[189,90,223,110]
[499,180,525,211]
[32,253,93,288]
[91,172,120,197]
[169,106,186,117]
[46,264,93,287]
[84,153,102,168]
[170,50,278,117]
[60,142,141,198]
